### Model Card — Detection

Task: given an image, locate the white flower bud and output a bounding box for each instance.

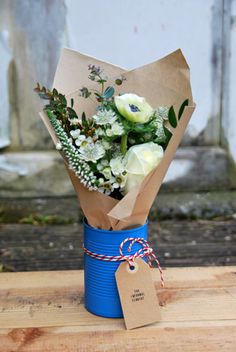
[56,142,62,150]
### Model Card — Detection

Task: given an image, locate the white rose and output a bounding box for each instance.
[124,142,163,194]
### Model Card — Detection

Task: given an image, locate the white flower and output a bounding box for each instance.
[93,109,118,125]
[154,113,166,142]
[69,118,80,126]
[97,159,109,171]
[155,106,169,120]
[102,140,111,150]
[98,177,105,185]
[98,181,114,195]
[56,142,62,150]
[101,159,109,166]
[110,157,125,176]
[95,127,105,137]
[75,135,86,146]
[97,164,102,171]
[101,166,112,179]
[111,122,124,136]
[106,122,124,137]
[70,129,81,139]
[111,144,124,159]
[79,141,105,162]
[113,174,127,189]
[115,93,153,123]
[106,129,113,137]
[155,126,166,142]
[124,142,164,194]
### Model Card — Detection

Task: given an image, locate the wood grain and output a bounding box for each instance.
[1,220,236,272]
[0,267,236,351]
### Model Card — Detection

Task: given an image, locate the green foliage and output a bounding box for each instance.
[178,99,189,120]
[34,83,52,99]
[163,126,172,145]
[168,106,177,128]
[0,263,15,272]
[35,83,76,134]
[80,87,91,98]
[162,100,189,148]
[103,86,115,99]
[35,66,189,195]
[19,214,71,225]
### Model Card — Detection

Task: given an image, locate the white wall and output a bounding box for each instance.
[66,0,223,145]
[0,30,11,148]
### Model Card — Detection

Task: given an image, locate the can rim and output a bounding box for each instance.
[83,218,148,234]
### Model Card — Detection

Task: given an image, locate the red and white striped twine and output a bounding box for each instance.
[83,237,164,287]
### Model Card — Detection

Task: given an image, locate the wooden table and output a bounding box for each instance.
[0,267,235,351]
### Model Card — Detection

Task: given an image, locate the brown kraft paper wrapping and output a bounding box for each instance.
[40,48,196,230]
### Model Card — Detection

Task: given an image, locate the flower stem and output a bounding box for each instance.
[121,134,128,156]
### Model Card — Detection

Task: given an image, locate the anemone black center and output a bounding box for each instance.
[129,104,140,112]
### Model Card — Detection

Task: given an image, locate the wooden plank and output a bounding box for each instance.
[1,220,236,271]
[0,322,236,352]
[0,267,236,351]
[0,267,235,328]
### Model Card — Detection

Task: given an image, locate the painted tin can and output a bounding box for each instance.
[83,221,148,318]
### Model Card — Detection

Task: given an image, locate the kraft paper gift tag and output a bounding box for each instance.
[115,258,161,329]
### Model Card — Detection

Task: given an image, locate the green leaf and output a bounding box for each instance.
[178,99,189,120]
[163,126,172,144]
[81,112,88,128]
[71,98,74,108]
[53,88,58,96]
[97,79,107,84]
[131,124,153,133]
[59,94,67,106]
[168,106,177,128]
[80,87,91,98]
[67,107,77,118]
[103,86,115,99]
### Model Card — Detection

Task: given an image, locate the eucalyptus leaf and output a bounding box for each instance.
[103,86,115,99]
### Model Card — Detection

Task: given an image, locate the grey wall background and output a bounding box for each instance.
[0,0,235,197]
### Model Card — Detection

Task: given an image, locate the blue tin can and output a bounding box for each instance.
[83,220,148,318]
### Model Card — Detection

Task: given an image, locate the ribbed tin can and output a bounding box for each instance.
[83,221,148,318]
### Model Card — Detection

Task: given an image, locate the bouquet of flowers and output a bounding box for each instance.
[36,66,188,198]
[36,48,195,321]
[36,48,195,230]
